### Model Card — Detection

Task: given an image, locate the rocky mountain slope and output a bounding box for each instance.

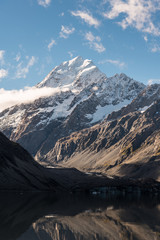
[0,131,61,190]
[0,56,145,160]
[47,99,160,181]
[0,130,128,191]
[107,83,160,121]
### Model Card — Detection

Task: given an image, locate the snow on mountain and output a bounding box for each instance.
[107,83,160,121]
[37,56,106,90]
[0,56,146,159]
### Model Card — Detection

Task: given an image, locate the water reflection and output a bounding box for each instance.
[0,192,160,240]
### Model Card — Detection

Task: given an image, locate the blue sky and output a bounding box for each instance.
[0,0,160,90]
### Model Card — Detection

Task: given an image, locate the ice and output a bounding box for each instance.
[139,103,154,113]
[87,99,131,123]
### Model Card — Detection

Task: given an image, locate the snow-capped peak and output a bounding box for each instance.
[37,56,106,90]
[68,56,83,66]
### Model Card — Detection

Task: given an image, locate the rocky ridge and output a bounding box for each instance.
[107,83,160,121]
[46,99,160,181]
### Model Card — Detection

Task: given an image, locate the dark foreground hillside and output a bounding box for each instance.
[0,131,61,190]
[0,131,119,191]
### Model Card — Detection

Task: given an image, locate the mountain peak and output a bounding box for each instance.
[68,55,83,64]
[37,56,105,89]
[113,73,131,79]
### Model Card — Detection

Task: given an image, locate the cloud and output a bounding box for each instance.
[144,36,148,42]
[71,10,100,28]
[15,56,36,79]
[148,79,160,85]
[85,32,106,53]
[0,50,5,64]
[60,12,64,17]
[151,43,160,52]
[0,86,70,111]
[15,53,21,62]
[0,69,8,79]
[99,59,125,67]
[48,39,56,51]
[68,51,74,58]
[103,0,160,36]
[59,25,75,39]
[37,0,51,7]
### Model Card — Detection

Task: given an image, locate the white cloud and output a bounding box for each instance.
[0,69,8,79]
[0,86,70,111]
[15,53,21,62]
[151,43,160,52]
[37,0,51,7]
[0,50,5,64]
[103,0,160,36]
[48,39,56,51]
[148,79,160,85]
[15,56,36,79]
[60,12,64,17]
[60,25,75,39]
[71,10,100,28]
[99,59,125,68]
[144,36,148,42]
[85,32,106,53]
[68,51,74,58]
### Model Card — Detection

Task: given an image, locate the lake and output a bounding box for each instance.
[0,191,160,240]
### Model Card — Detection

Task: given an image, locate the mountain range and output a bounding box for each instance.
[0,57,145,160]
[0,56,160,181]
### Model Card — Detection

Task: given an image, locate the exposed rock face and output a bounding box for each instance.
[0,130,133,191]
[46,100,160,181]
[0,56,145,161]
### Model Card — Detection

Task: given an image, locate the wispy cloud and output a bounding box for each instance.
[148,78,160,85]
[60,25,75,39]
[103,0,160,36]
[0,50,5,64]
[60,12,64,17]
[0,69,8,80]
[0,86,70,111]
[48,39,56,51]
[71,10,100,28]
[151,43,160,52]
[15,53,21,62]
[15,56,37,79]
[144,36,148,42]
[85,32,105,53]
[68,51,74,58]
[37,0,51,7]
[99,59,125,68]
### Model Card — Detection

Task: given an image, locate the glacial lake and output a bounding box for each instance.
[0,191,160,240]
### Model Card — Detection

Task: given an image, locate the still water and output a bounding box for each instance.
[0,191,160,240]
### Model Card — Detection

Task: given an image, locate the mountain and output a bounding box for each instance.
[0,131,61,190]
[0,130,120,191]
[0,56,145,162]
[37,56,106,89]
[107,83,160,121]
[47,99,160,181]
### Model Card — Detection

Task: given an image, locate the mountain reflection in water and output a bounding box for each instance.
[0,192,160,240]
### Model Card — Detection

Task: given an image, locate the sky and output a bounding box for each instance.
[0,0,160,91]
